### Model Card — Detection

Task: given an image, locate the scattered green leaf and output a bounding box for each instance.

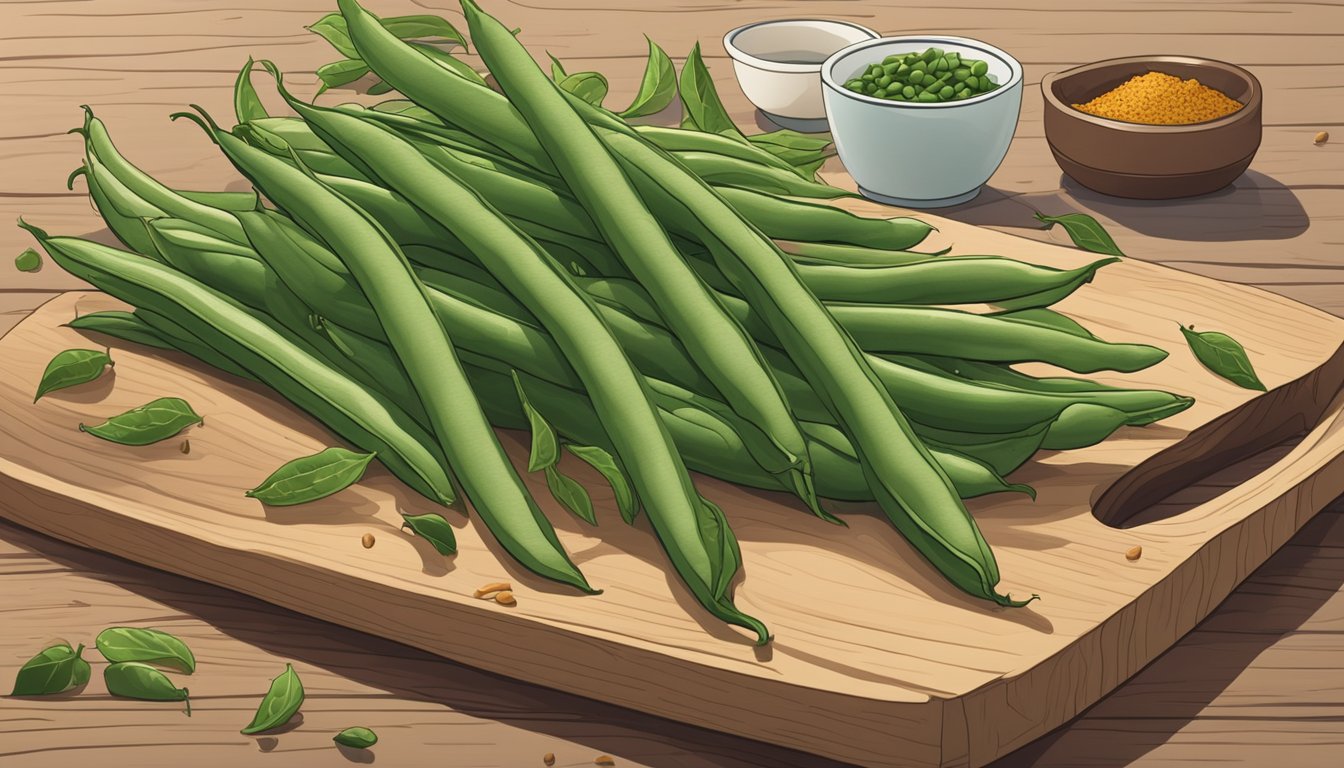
[548,52,567,81]
[618,37,676,118]
[10,642,89,696]
[366,80,395,96]
[1035,212,1125,257]
[79,397,202,446]
[241,663,303,734]
[307,13,358,59]
[15,247,43,273]
[245,447,376,506]
[315,59,372,96]
[410,42,487,85]
[1179,324,1267,391]
[545,465,596,525]
[401,513,457,555]
[334,726,379,749]
[380,14,466,47]
[95,627,196,673]
[565,444,637,524]
[104,662,190,715]
[512,372,558,472]
[697,496,741,600]
[233,58,270,124]
[34,348,113,402]
[679,42,743,141]
[559,71,609,107]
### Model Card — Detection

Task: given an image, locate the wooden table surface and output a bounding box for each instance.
[2,1,1341,766]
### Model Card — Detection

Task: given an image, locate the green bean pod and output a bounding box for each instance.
[22,224,457,506]
[175,107,593,594]
[713,187,933,251]
[67,311,176,351]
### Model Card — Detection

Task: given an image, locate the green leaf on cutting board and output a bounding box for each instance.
[545,465,597,525]
[334,726,379,749]
[400,513,458,556]
[1034,212,1126,257]
[315,59,372,96]
[240,663,302,734]
[233,58,270,123]
[79,396,202,446]
[95,627,197,673]
[245,447,377,507]
[1179,324,1267,391]
[617,36,676,118]
[565,444,638,524]
[512,371,559,472]
[548,52,568,81]
[34,348,113,401]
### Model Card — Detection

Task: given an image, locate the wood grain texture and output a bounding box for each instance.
[3,1,1344,766]
[4,238,1343,768]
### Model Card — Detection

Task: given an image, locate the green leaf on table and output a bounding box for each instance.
[559,71,609,107]
[1034,212,1126,257]
[241,663,302,734]
[15,247,43,272]
[512,371,559,472]
[245,447,376,507]
[80,397,202,446]
[233,58,270,123]
[307,13,359,59]
[679,42,744,141]
[410,42,487,85]
[548,52,568,81]
[565,444,638,524]
[95,627,196,673]
[1179,324,1267,391]
[366,80,395,96]
[544,465,596,525]
[617,36,676,118]
[794,156,827,180]
[34,348,113,401]
[315,59,372,96]
[697,496,742,600]
[334,726,379,749]
[400,513,457,555]
[104,662,190,715]
[380,14,466,47]
[11,642,90,696]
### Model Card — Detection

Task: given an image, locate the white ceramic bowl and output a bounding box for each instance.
[723,19,878,132]
[821,36,1023,208]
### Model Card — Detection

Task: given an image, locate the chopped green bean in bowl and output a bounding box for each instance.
[842,46,1001,103]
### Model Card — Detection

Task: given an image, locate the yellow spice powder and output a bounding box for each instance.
[1072,71,1243,125]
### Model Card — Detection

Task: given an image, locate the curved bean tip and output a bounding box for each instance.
[65,165,88,191]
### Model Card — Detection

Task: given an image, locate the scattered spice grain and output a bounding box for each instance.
[495,590,517,606]
[361,532,376,549]
[474,581,511,599]
[595,757,616,766]
[1315,131,1330,145]
[1072,71,1243,125]
[1126,545,1143,561]
[543,753,556,766]
[180,439,191,455]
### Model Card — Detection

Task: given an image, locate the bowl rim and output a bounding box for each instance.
[722,18,879,74]
[1041,55,1263,133]
[820,35,1024,110]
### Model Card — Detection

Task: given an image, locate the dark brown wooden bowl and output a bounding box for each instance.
[1041,55,1262,199]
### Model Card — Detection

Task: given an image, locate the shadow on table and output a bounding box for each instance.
[937,170,1309,244]
[0,519,848,768]
[988,501,1344,768]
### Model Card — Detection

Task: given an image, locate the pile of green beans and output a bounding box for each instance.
[24,0,1194,643]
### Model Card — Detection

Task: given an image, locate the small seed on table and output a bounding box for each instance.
[543,753,556,766]
[1314,131,1329,145]
[361,533,376,549]
[595,756,616,766]
[180,439,191,455]
[1126,545,1143,561]
[474,581,511,599]
[495,590,516,606]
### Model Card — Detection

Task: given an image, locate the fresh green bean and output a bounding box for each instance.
[665,151,851,199]
[451,9,815,521]
[67,311,176,351]
[713,187,933,251]
[83,109,245,243]
[175,107,593,594]
[23,224,458,505]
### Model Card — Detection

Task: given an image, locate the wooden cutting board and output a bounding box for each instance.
[4,217,1344,768]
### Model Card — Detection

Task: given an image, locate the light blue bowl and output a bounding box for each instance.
[821,35,1023,208]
